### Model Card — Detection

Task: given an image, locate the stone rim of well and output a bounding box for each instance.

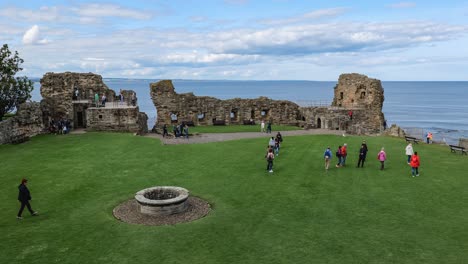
[135,186,189,206]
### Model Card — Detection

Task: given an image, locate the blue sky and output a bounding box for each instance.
[1,0,468,80]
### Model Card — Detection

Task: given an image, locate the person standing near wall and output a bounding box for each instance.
[324,146,332,170]
[94,92,99,107]
[405,143,414,164]
[261,120,265,133]
[377,147,387,170]
[410,152,420,177]
[184,124,189,139]
[267,121,272,133]
[162,124,168,138]
[17,179,38,220]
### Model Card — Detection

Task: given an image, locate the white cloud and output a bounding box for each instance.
[73,3,152,20]
[387,2,416,9]
[22,25,49,45]
[259,7,349,25]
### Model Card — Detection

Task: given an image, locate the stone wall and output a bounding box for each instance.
[0,102,44,144]
[150,80,301,129]
[86,106,148,134]
[40,72,115,124]
[150,75,386,135]
[301,73,386,134]
[459,138,468,148]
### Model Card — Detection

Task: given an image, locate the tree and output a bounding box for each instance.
[0,44,34,121]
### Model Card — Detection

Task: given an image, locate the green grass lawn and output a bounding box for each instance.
[187,124,301,133]
[0,133,467,264]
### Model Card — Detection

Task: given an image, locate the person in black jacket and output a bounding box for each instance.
[357,144,368,168]
[17,179,38,219]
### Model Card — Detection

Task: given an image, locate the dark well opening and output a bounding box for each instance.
[144,189,180,200]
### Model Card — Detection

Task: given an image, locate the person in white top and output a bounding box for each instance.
[405,143,414,164]
[261,120,265,133]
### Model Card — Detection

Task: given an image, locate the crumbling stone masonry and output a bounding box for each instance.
[40,72,147,134]
[0,102,44,144]
[150,74,386,135]
[150,80,301,128]
[300,73,386,134]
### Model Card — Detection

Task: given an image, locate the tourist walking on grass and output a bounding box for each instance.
[324,147,332,170]
[340,143,348,166]
[410,152,420,177]
[261,120,265,133]
[17,179,38,220]
[405,143,414,164]
[336,146,343,168]
[274,137,280,156]
[357,144,367,168]
[268,137,276,148]
[266,148,275,173]
[267,122,272,133]
[377,147,387,170]
[276,132,283,144]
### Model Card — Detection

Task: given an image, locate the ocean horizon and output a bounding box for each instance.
[30,78,468,145]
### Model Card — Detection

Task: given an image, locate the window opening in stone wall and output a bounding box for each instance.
[197,113,205,121]
[99,115,102,119]
[170,113,178,123]
[251,110,255,119]
[360,91,366,99]
[340,92,344,99]
[230,109,238,120]
[261,110,269,116]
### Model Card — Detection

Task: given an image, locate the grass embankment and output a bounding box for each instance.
[0,133,467,264]
[188,124,300,133]
[1,113,15,121]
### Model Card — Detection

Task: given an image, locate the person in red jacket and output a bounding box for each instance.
[340,143,347,166]
[410,152,420,177]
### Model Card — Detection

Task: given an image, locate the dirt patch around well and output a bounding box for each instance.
[113,196,211,226]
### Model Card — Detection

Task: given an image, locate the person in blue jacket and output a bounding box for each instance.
[324,146,332,170]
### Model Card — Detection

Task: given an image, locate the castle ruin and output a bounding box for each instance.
[150,73,386,135]
[40,72,148,134]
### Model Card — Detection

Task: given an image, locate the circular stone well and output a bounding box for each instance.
[135,186,189,216]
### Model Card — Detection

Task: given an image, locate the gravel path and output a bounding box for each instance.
[144,129,344,145]
[113,197,211,226]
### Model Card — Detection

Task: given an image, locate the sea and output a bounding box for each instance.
[30,79,468,145]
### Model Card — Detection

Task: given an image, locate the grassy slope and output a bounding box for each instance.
[0,133,467,264]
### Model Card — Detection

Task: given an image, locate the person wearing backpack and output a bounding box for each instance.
[266,148,275,173]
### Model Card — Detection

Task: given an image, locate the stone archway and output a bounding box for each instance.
[317,118,322,128]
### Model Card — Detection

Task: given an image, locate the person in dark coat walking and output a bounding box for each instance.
[17,179,38,219]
